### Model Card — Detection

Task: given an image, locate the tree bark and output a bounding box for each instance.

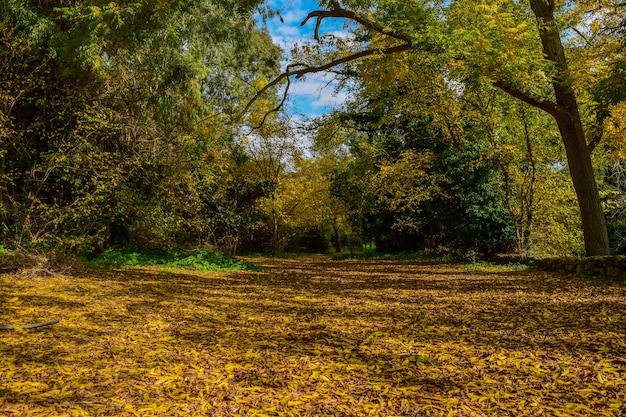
[333,215,341,253]
[528,0,609,256]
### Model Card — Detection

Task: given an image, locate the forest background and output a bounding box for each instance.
[1,0,626,262]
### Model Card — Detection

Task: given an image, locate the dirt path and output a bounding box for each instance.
[1,256,625,416]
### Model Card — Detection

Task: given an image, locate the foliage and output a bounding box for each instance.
[263,0,626,255]
[605,159,626,254]
[320,77,516,256]
[301,0,622,258]
[237,121,336,255]
[0,0,280,254]
[1,257,625,415]
[420,138,515,257]
[82,249,259,271]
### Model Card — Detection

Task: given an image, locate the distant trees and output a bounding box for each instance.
[2,0,625,258]
[315,89,517,257]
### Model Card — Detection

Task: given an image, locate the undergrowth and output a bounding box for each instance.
[82,249,260,271]
[331,250,454,262]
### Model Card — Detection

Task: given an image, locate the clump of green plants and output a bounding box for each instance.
[83,249,259,271]
[165,250,259,272]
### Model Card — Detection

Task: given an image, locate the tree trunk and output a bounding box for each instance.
[272,212,279,257]
[333,216,341,253]
[529,0,609,256]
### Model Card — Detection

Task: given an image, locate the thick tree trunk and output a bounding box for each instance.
[529,0,609,256]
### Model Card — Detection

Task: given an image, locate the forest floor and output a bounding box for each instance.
[1,255,625,416]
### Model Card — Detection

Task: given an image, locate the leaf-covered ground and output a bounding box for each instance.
[1,256,625,416]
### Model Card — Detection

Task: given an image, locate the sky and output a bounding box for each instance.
[259,0,351,119]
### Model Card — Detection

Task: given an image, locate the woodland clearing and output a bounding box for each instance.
[1,256,625,416]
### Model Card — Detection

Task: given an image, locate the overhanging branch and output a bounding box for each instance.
[302,6,412,44]
[239,2,414,125]
[241,43,411,119]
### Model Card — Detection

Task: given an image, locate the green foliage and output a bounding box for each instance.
[464,260,528,273]
[166,251,259,272]
[279,0,620,255]
[419,137,515,256]
[83,249,259,271]
[323,83,515,257]
[0,0,281,254]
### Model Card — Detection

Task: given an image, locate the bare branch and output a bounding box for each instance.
[566,25,590,45]
[0,319,60,331]
[247,73,291,133]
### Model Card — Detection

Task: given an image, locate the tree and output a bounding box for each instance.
[500,0,607,256]
[249,0,626,255]
[238,118,333,255]
[0,0,281,253]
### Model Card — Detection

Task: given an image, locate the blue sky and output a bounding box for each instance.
[259,0,351,119]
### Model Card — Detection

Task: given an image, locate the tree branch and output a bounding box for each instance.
[240,43,411,120]
[301,6,412,44]
[240,2,414,126]
[0,319,60,330]
[246,73,291,133]
[493,80,562,119]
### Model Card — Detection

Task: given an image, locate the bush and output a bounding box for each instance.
[82,249,259,271]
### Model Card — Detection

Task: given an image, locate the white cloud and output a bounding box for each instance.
[312,89,349,109]
[287,73,349,117]
[280,9,308,25]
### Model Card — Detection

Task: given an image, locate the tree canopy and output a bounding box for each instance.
[1,0,626,258]
[247,0,626,256]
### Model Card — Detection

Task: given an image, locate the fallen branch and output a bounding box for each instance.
[0,319,60,330]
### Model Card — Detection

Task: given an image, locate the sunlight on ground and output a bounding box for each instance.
[1,256,625,416]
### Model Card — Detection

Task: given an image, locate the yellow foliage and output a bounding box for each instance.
[371,150,438,212]
[604,102,626,159]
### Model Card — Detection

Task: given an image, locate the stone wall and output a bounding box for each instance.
[532,256,626,281]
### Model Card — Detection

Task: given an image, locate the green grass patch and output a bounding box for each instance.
[464,260,529,273]
[82,249,260,272]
